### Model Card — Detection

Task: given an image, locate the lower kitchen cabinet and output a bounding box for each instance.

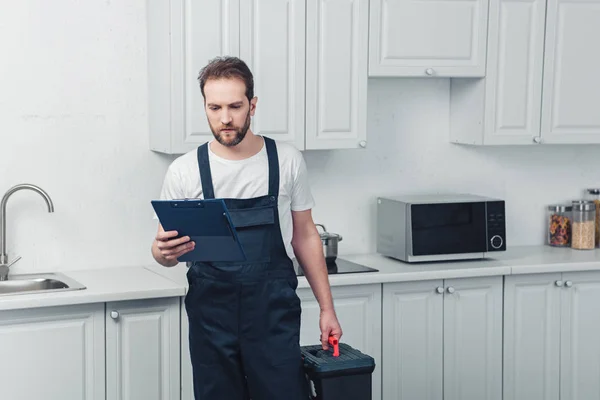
[0,303,106,400]
[382,276,503,400]
[504,271,600,400]
[297,284,383,400]
[106,297,180,400]
[0,297,181,400]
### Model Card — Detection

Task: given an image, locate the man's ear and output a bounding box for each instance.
[250,96,258,116]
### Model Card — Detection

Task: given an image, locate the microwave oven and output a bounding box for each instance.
[376,194,506,262]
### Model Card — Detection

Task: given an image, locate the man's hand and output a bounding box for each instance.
[319,309,343,350]
[152,224,195,267]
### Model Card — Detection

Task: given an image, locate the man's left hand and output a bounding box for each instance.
[319,309,343,350]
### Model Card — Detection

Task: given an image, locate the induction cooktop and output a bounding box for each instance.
[293,258,378,276]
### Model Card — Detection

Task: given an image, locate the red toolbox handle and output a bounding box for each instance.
[328,336,340,357]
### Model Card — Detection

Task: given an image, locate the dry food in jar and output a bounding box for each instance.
[586,189,600,248]
[571,200,596,250]
[572,220,595,249]
[548,205,571,247]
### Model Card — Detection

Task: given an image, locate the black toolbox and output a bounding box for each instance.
[301,340,376,400]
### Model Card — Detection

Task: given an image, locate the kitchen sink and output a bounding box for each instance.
[0,273,86,296]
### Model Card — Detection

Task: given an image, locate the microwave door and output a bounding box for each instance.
[409,202,487,259]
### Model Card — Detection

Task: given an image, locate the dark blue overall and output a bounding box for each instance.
[184,137,309,399]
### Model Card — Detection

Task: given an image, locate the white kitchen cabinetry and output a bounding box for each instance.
[298,284,382,400]
[504,271,600,400]
[106,297,181,400]
[0,298,181,400]
[540,0,600,143]
[450,0,600,145]
[368,0,489,77]
[0,303,106,400]
[147,0,240,154]
[382,276,503,400]
[147,0,369,153]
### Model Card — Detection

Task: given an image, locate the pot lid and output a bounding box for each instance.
[315,224,342,240]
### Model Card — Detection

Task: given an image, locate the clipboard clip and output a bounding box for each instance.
[171,199,205,208]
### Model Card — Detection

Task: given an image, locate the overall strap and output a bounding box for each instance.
[264,137,280,198]
[196,143,215,199]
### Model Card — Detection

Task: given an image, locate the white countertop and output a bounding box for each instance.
[145,245,600,290]
[0,266,185,311]
[3,245,600,311]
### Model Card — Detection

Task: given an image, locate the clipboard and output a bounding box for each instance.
[151,198,246,262]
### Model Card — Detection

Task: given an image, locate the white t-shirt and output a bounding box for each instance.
[158,138,315,259]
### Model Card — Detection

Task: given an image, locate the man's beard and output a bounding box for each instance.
[210,110,251,147]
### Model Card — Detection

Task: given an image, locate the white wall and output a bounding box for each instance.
[1,1,598,274]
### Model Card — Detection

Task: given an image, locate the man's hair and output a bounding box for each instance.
[197,56,254,103]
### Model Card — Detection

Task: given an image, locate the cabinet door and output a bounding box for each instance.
[560,271,600,400]
[0,304,105,400]
[503,274,561,400]
[382,280,444,400]
[298,284,382,400]
[482,0,547,145]
[305,0,369,149]
[540,0,600,143]
[181,303,194,400]
[443,276,503,400]
[240,0,306,150]
[369,0,489,77]
[148,0,240,154]
[106,297,180,400]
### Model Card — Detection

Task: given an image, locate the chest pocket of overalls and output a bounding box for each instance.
[229,206,275,263]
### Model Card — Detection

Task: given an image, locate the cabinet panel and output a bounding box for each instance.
[298,284,382,400]
[541,0,600,143]
[369,0,488,76]
[483,0,547,144]
[306,0,369,149]
[444,276,503,400]
[382,280,443,400]
[0,304,105,400]
[240,0,306,149]
[148,0,240,154]
[503,274,561,400]
[106,297,180,400]
[561,271,600,400]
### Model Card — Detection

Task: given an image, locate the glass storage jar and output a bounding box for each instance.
[571,200,596,250]
[547,205,572,247]
[585,189,600,248]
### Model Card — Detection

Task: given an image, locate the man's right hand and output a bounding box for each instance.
[152,225,196,267]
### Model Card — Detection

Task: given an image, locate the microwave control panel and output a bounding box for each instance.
[486,201,506,251]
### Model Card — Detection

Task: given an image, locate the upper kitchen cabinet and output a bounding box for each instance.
[239,0,306,150]
[305,0,369,149]
[147,0,240,154]
[539,0,600,144]
[368,0,489,77]
[147,0,369,154]
[450,0,600,145]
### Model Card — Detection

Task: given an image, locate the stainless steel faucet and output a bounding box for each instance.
[0,184,54,281]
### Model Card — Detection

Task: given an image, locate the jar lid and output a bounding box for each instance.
[315,224,342,240]
[548,205,572,212]
[587,188,600,195]
[573,201,596,211]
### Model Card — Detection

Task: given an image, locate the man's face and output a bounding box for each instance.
[203,77,256,147]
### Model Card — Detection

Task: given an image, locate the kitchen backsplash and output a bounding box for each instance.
[1,0,599,274]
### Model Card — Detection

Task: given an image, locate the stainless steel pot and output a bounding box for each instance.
[315,224,343,264]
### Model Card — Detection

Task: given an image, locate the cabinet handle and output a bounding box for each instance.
[565,281,573,288]
[446,287,455,294]
[359,140,367,148]
[436,287,444,294]
[425,68,435,76]
[555,280,564,287]
[110,311,119,320]
[533,136,542,144]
